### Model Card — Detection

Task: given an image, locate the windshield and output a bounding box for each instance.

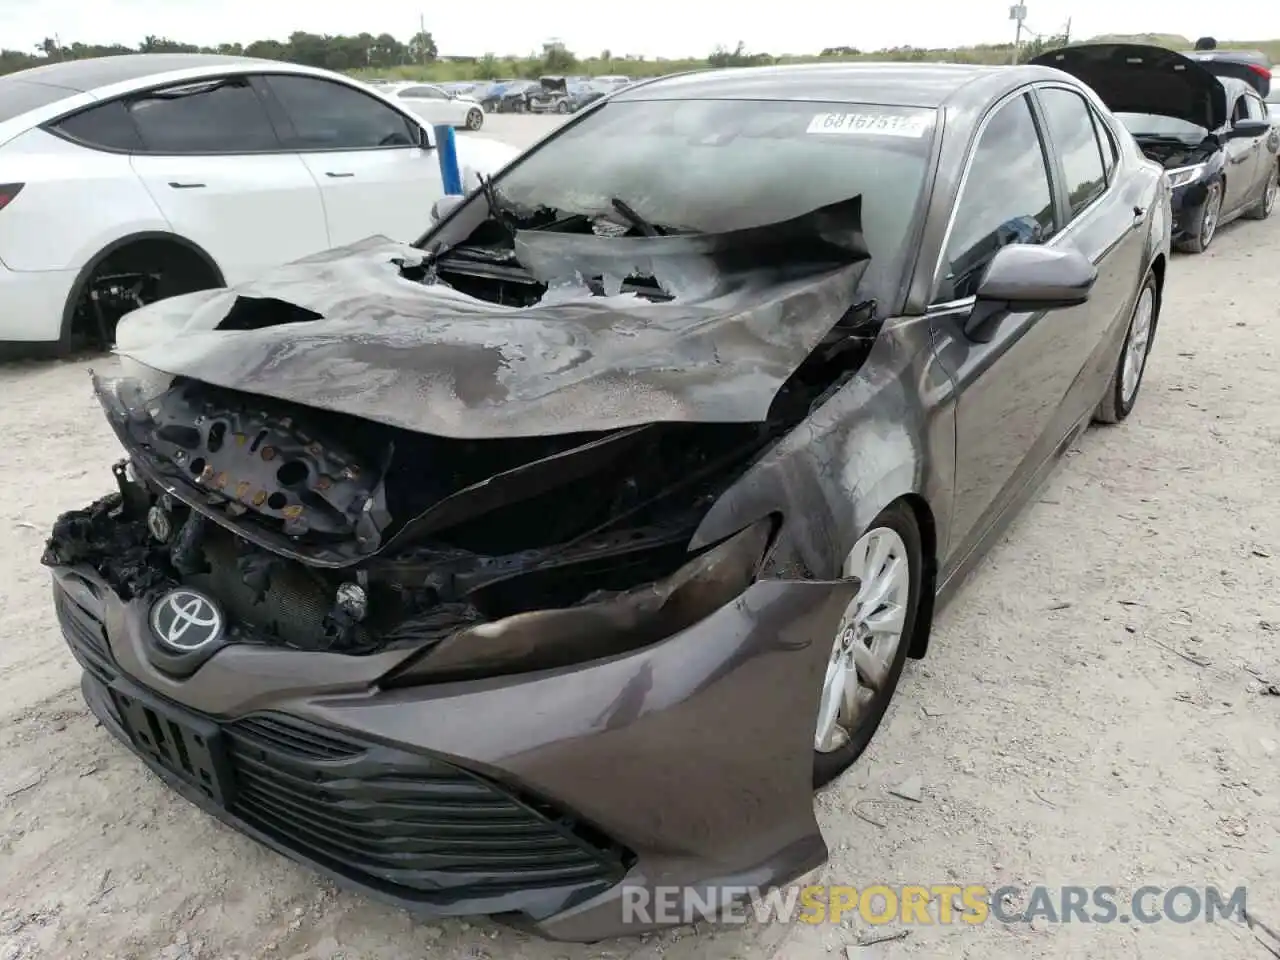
[1116,112,1208,140]
[490,98,937,305]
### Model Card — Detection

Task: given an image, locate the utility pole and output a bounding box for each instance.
[1063,17,1071,44]
[419,12,427,65]
[1009,5,1027,64]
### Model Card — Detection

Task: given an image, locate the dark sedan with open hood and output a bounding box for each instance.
[46,62,1169,940]
[1032,43,1278,252]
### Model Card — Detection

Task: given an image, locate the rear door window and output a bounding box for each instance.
[1037,87,1108,219]
[264,75,418,150]
[125,77,280,154]
[938,93,1056,302]
[1090,110,1119,183]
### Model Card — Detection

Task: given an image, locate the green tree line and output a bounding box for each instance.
[3,31,1278,83]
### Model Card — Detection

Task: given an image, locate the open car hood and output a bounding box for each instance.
[114,197,870,441]
[1031,43,1228,132]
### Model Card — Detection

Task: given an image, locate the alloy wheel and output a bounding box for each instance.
[1201,183,1222,247]
[1121,285,1155,405]
[1266,167,1278,216]
[814,527,911,753]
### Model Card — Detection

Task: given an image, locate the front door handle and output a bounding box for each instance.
[167,181,206,189]
[324,171,355,178]
[1131,206,1145,229]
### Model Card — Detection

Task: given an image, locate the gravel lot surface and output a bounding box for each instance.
[1,114,1277,960]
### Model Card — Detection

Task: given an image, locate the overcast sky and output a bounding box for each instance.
[5,0,1280,59]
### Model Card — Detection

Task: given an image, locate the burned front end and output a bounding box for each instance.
[43,197,880,940]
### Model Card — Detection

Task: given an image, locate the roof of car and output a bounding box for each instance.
[612,62,1060,108]
[0,54,288,94]
[1182,49,1270,66]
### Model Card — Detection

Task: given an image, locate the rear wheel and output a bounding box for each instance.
[65,239,220,352]
[1095,271,1158,424]
[813,502,922,788]
[1176,179,1222,253]
[1245,162,1278,220]
[465,108,484,131]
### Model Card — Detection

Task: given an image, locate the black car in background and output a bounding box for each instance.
[481,79,541,113]
[1181,46,1272,98]
[1033,43,1278,253]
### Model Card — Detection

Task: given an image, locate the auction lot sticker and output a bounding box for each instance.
[807,112,932,137]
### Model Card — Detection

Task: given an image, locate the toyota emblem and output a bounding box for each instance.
[150,589,225,652]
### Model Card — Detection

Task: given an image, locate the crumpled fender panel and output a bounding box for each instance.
[114,201,869,440]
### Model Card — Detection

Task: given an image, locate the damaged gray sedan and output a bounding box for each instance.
[45,62,1170,941]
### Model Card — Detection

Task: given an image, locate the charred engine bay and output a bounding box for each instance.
[53,310,874,654]
[49,195,879,656]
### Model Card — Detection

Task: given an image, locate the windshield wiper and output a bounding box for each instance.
[610,197,661,237]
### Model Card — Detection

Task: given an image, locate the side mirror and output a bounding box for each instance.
[965,244,1097,343]
[431,195,465,223]
[1227,118,1270,139]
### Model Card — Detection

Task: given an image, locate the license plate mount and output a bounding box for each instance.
[109,686,235,807]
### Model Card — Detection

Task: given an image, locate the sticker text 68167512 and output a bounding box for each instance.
[806,112,932,138]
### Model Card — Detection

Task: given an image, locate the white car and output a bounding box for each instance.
[0,54,519,355]
[382,82,486,131]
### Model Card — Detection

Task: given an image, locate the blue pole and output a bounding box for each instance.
[433,124,464,195]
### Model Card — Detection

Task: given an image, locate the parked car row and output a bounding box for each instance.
[0,55,519,353]
[476,74,632,113]
[1031,43,1278,253]
[22,41,1280,945]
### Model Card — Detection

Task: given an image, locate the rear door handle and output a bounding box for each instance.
[167,181,206,189]
[324,171,355,178]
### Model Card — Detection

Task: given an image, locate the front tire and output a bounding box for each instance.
[1244,162,1278,221]
[1095,270,1158,424]
[1175,179,1222,253]
[813,502,922,788]
[465,108,484,131]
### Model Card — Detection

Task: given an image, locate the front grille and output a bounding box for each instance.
[54,586,116,684]
[223,714,628,899]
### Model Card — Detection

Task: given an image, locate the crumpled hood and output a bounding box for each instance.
[115,198,870,440]
[1031,43,1228,132]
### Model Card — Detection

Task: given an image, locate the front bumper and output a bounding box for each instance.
[1169,181,1210,241]
[52,563,856,941]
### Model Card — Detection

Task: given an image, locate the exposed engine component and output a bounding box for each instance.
[1134,137,1217,171]
[335,582,368,622]
[142,378,391,546]
[146,502,172,543]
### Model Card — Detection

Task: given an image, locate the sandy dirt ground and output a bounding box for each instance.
[1,115,1278,960]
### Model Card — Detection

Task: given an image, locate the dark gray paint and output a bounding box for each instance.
[49,61,1172,941]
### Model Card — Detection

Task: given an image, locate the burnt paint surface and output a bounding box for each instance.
[116,224,868,440]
